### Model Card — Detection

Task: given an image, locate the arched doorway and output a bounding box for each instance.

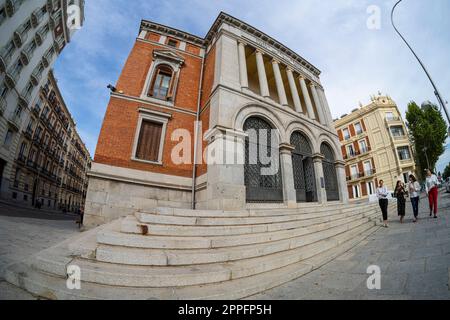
[321,143,339,201]
[291,132,317,202]
[244,117,283,203]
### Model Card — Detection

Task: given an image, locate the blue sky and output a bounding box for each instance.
[53,0,450,171]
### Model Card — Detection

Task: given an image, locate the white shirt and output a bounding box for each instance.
[408,181,421,198]
[376,186,389,200]
[425,175,438,193]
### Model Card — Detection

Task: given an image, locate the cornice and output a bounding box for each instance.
[140,12,321,77]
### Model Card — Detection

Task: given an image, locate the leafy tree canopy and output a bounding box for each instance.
[406,101,447,180]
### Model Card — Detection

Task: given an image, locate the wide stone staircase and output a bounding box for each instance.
[5,201,389,300]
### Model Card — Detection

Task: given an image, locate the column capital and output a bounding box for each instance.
[334,160,346,168]
[312,153,325,163]
[279,143,295,154]
[271,58,280,65]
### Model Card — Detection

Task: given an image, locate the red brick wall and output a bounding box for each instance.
[95,97,196,177]
[146,32,161,42]
[95,36,205,178]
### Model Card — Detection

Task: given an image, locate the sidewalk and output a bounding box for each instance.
[250,192,450,300]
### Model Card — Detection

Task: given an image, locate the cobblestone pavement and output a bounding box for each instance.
[0,205,79,300]
[1,193,449,300]
[250,191,450,300]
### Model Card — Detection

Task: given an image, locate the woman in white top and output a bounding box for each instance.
[425,169,439,218]
[376,180,389,228]
[408,174,421,222]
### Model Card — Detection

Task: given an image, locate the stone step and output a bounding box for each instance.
[135,205,376,227]
[96,216,374,265]
[123,207,378,237]
[149,202,353,218]
[5,225,379,300]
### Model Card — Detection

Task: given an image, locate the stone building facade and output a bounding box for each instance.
[334,94,416,200]
[85,12,349,227]
[0,0,85,203]
[6,70,91,211]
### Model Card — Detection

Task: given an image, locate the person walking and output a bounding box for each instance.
[425,169,439,218]
[376,180,389,228]
[408,174,421,222]
[394,180,406,223]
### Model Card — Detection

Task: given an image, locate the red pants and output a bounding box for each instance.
[428,187,438,215]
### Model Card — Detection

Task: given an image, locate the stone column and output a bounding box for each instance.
[299,76,315,120]
[272,60,288,106]
[238,42,249,89]
[335,160,349,204]
[255,50,270,98]
[318,88,335,128]
[279,143,297,208]
[286,68,303,113]
[311,84,327,126]
[312,153,327,204]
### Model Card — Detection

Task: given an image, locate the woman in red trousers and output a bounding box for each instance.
[425,169,439,219]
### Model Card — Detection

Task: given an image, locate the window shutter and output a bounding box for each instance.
[136,120,163,162]
[166,70,176,101]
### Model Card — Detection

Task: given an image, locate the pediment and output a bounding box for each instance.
[153,50,185,65]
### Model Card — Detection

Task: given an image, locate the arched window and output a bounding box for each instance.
[148,64,174,100]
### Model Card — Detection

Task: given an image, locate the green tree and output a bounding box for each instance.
[406,101,447,180]
[443,163,450,180]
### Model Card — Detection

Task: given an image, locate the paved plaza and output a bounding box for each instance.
[250,192,450,300]
[0,193,449,300]
[0,203,79,299]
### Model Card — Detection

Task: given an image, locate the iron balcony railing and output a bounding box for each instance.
[4,62,22,89]
[0,41,15,72]
[30,7,46,28]
[0,96,6,115]
[8,112,22,130]
[5,0,26,18]
[18,84,34,108]
[35,24,49,46]
[13,21,30,48]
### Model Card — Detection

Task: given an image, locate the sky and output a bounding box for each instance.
[53,0,450,172]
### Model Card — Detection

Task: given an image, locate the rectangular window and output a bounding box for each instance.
[364,161,373,175]
[167,39,178,48]
[352,185,361,198]
[398,146,411,160]
[350,165,358,179]
[3,129,13,147]
[346,144,355,157]
[359,140,368,154]
[386,112,395,120]
[390,126,405,137]
[354,122,363,135]
[135,120,163,162]
[367,181,375,195]
[343,128,350,140]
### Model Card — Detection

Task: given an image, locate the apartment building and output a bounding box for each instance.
[0,0,85,204]
[335,94,416,200]
[11,70,91,211]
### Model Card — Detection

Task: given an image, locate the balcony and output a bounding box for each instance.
[8,112,22,131]
[30,8,46,28]
[393,135,408,141]
[46,0,53,13]
[0,43,15,73]
[4,65,21,89]
[0,96,6,116]
[347,169,377,181]
[5,0,25,17]
[13,23,30,48]
[32,105,41,116]
[31,67,43,86]
[23,128,33,140]
[35,25,49,46]
[18,86,33,108]
[48,15,56,30]
[17,154,26,164]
